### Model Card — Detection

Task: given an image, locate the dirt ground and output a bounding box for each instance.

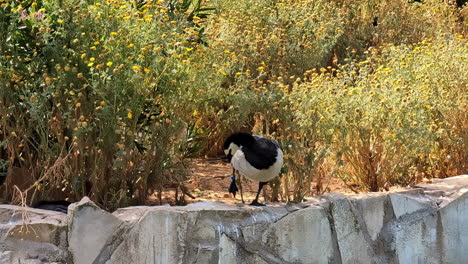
[148,158,353,206]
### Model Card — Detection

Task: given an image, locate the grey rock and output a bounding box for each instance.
[0,175,467,264]
[390,192,436,219]
[329,196,375,263]
[68,197,123,264]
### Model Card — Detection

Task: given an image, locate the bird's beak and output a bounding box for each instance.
[225,153,233,163]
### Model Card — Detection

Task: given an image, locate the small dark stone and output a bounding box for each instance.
[33,200,72,214]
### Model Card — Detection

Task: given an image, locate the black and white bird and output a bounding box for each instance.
[224,132,283,206]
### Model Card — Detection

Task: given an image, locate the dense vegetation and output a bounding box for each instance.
[1,0,466,209]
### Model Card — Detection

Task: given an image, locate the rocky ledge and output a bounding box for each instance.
[1,175,467,264]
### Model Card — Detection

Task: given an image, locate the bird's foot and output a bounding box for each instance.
[228,177,239,197]
[250,199,266,206]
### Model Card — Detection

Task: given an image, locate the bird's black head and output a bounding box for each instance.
[223,132,255,161]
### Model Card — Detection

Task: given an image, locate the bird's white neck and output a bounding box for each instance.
[225,143,240,156]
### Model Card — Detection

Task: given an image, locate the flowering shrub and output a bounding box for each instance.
[0,0,466,206]
[290,37,467,192]
[0,0,209,209]
[185,0,465,197]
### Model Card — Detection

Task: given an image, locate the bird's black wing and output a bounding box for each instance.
[242,138,279,170]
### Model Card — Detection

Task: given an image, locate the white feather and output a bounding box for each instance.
[225,143,240,156]
[231,148,283,182]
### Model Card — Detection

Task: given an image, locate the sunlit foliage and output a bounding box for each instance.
[0,0,466,207]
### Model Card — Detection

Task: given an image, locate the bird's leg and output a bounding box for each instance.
[237,171,245,203]
[250,182,268,206]
[228,168,239,197]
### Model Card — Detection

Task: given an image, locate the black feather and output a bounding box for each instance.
[223,132,255,150]
[242,137,278,170]
[224,132,280,170]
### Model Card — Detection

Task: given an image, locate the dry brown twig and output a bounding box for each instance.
[9,146,73,237]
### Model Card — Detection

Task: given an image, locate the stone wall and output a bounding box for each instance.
[0,175,467,264]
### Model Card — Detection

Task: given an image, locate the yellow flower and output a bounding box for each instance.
[87,62,94,67]
[106,62,113,67]
[57,20,64,24]
[127,112,133,118]
[81,53,86,59]
[144,68,151,73]
[94,41,100,45]
[128,43,134,48]
[90,57,95,61]
[111,32,118,35]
